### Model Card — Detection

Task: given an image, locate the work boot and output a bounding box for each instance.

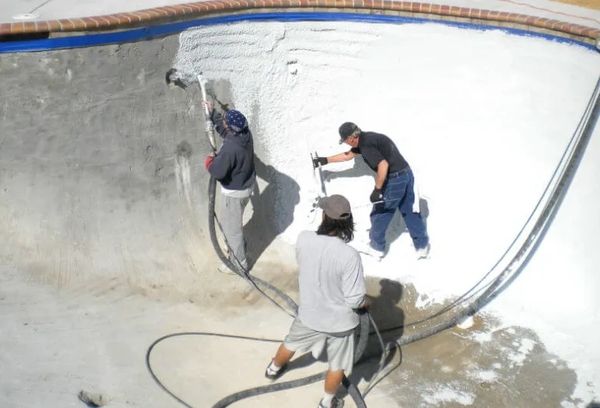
[318,396,344,408]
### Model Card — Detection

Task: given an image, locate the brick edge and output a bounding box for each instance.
[1,1,598,43]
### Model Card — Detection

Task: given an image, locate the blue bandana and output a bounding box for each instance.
[225,110,248,133]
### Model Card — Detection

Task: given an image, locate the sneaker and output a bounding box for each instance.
[264,361,286,381]
[318,397,345,408]
[354,241,384,261]
[416,243,431,260]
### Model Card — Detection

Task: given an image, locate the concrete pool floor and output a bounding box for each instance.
[1,1,599,407]
[0,258,581,407]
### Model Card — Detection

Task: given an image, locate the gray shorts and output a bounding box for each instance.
[283,318,355,373]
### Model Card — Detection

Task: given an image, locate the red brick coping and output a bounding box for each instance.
[1,1,599,44]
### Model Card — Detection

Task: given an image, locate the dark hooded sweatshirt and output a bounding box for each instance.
[208,110,256,191]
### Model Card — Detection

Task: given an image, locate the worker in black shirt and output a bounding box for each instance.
[312,122,430,260]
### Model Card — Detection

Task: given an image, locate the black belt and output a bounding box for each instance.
[387,167,410,179]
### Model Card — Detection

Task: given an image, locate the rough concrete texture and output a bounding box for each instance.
[0,29,596,408]
[1,36,245,300]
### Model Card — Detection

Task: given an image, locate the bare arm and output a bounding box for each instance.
[326,150,358,163]
[374,159,389,189]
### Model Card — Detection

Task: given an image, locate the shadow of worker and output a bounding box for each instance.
[347,278,405,392]
[244,155,300,268]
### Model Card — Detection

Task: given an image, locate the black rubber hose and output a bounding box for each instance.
[144,318,386,407]
[211,312,370,408]
[146,332,281,408]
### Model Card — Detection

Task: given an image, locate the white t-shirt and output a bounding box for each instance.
[295,231,366,333]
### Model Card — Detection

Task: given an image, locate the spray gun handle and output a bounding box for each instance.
[197,75,209,110]
[197,74,217,151]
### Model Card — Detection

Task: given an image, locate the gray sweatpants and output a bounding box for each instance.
[220,194,250,270]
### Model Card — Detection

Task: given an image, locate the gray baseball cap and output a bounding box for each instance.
[338,122,360,144]
[319,194,352,220]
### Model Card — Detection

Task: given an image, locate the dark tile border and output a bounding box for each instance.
[1,1,598,43]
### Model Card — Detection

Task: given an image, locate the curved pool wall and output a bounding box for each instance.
[2,6,600,403]
[0,10,597,293]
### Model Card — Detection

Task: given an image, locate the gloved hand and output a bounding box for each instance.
[355,295,372,314]
[204,153,215,170]
[216,99,230,111]
[370,188,383,203]
[312,156,328,168]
